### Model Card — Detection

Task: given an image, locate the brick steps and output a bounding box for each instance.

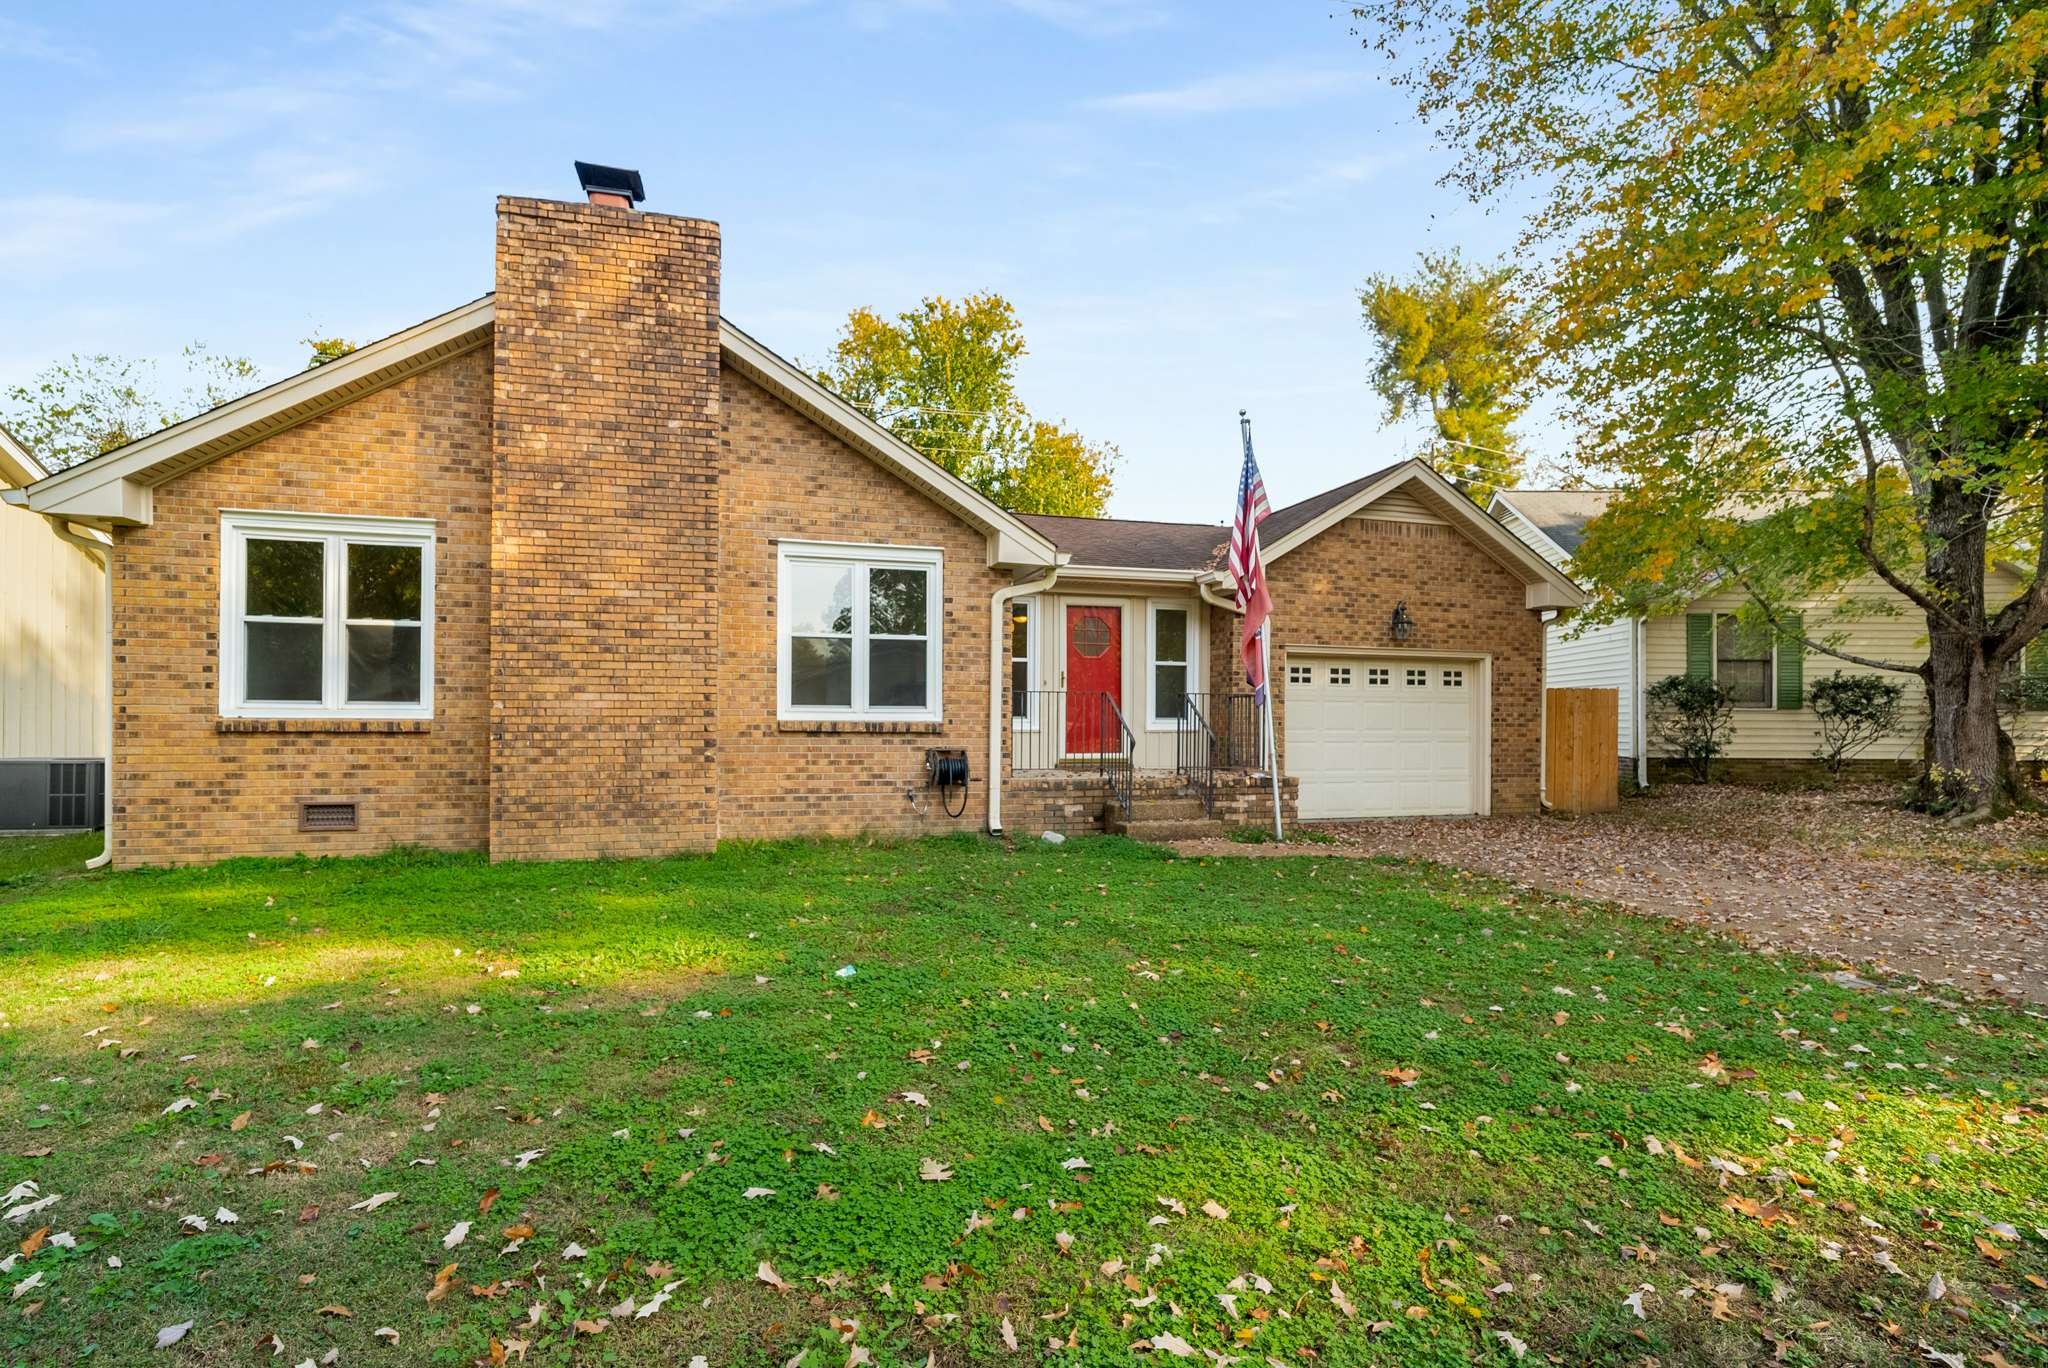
[1104,792,1227,842]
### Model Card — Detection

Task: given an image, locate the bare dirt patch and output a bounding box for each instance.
[1176,783,2048,1004]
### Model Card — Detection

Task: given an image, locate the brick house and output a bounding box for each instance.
[8,170,1583,867]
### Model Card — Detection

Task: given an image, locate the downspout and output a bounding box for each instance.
[1634,614,1650,790]
[44,517,114,868]
[1537,612,1550,811]
[987,562,1063,835]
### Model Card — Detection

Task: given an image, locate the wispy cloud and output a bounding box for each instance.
[0,17,94,68]
[0,196,168,279]
[1000,0,1168,36]
[1084,62,1359,116]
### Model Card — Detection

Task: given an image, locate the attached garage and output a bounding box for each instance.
[1284,654,1487,819]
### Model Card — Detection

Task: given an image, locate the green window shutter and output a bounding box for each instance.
[2027,635,2048,681]
[1685,613,1714,681]
[1776,612,1804,710]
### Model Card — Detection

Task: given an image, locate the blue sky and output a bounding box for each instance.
[1,1,1550,521]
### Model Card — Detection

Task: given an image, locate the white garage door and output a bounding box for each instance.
[1285,656,1481,819]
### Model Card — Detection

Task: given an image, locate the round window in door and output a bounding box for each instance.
[1071,615,1112,657]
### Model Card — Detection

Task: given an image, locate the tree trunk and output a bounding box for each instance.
[1916,478,2010,815]
[1921,624,2010,814]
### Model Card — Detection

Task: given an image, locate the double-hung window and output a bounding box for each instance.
[1149,604,1192,727]
[1714,613,1775,708]
[1010,599,1037,728]
[778,542,943,722]
[220,511,435,720]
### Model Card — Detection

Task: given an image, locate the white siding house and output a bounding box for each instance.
[1488,489,2047,780]
[1490,491,1646,783]
[0,427,108,828]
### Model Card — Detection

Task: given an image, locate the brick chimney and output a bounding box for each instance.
[488,171,721,861]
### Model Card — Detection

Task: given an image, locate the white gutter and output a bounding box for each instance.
[987,563,1064,835]
[41,516,114,868]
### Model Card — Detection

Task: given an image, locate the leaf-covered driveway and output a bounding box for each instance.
[1196,784,2048,1005]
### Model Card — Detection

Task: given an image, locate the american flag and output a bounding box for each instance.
[1229,412,1274,700]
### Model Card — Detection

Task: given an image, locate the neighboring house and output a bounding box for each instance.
[1490,488,2048,782]
[8,168,1582,868]
[0,425,106,830]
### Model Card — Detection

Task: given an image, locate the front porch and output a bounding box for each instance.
[1003,689,1296,838]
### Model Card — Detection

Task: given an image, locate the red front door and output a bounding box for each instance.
[1064,605,1123,755]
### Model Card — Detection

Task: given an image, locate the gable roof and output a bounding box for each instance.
[0,423,46,490]
[15,298,1062,570]
[1488,489,1614,559]
[1014,459,1586,610]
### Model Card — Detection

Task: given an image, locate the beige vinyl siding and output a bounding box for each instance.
[0,496,105,759]
[1361,488,1449,526]
[1643,571,2048,761]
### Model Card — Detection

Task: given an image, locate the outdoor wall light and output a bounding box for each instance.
[1391,601,1415,642]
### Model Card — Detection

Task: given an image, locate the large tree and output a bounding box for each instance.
[814,294,1118,518]
[1360,251,1535,502]
[1352,0,2048,814]
[4,344,258,470]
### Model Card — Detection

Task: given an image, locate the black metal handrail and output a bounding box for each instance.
[1184,691,1267,772]
[1175,693,1218,816]
[1095,691,1136,816]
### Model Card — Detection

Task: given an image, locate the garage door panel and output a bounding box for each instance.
[1287,655,1480,819]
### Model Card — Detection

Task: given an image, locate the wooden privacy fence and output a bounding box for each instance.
[1546,687,1619,814]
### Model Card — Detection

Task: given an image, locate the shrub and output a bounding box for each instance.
[1645,674,1734,783]
[1808,672,1907,777]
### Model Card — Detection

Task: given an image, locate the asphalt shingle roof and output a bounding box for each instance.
[1019,460,1412,571]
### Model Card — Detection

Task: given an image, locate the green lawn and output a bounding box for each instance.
[0,835,2043,1367]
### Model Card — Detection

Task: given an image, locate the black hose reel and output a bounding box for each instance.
[924,748,970,819]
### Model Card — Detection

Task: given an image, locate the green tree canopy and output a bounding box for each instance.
[814,294,1118,518]
[1352,0,2048,812]
[3,344,259,470]
[304,336,359,368]
[1360,251,1534,502]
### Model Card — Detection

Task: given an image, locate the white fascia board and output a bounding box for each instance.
[1269,461,1588,609]
[23,296,497,525]
[718,319,1060,571]
[1487,490,1575,567]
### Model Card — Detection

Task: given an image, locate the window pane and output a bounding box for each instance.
[787,562,854,636]
[1011,603,1031,660]
[1154,608,1187,664]
[1154,663,1188,720]
[347,624,422,703]
[869,638,928,708]
[1012,660,1032,720]
[246,621,323,701]
[1716,616,1774,705]
[246,539,324,617]
[870,567,928,637]
[791,636,852,706]
[348,543,422,620]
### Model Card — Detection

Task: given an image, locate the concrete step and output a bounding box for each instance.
[1111,817,1228,842]
[1123,796,1211,822]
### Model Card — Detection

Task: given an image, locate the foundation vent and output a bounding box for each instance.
[298,800,360,833]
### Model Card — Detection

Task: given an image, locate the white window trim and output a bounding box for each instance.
[219,509,436,721]
[1011,596,1039,732]
[776,540,944,723]
[1145,601,1198,731]
[1712,611,1778,710]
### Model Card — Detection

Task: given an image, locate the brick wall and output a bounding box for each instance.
[490,197,722,861]
[716,371,1001,838]
[1206,514,1545,815]
[109,351,493,867]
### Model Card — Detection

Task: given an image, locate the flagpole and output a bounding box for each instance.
[1260,622,1283,840]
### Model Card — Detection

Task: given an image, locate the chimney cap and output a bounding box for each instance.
[574,161,645,205]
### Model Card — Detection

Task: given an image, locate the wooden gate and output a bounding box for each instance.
[1545,688,1619,814]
